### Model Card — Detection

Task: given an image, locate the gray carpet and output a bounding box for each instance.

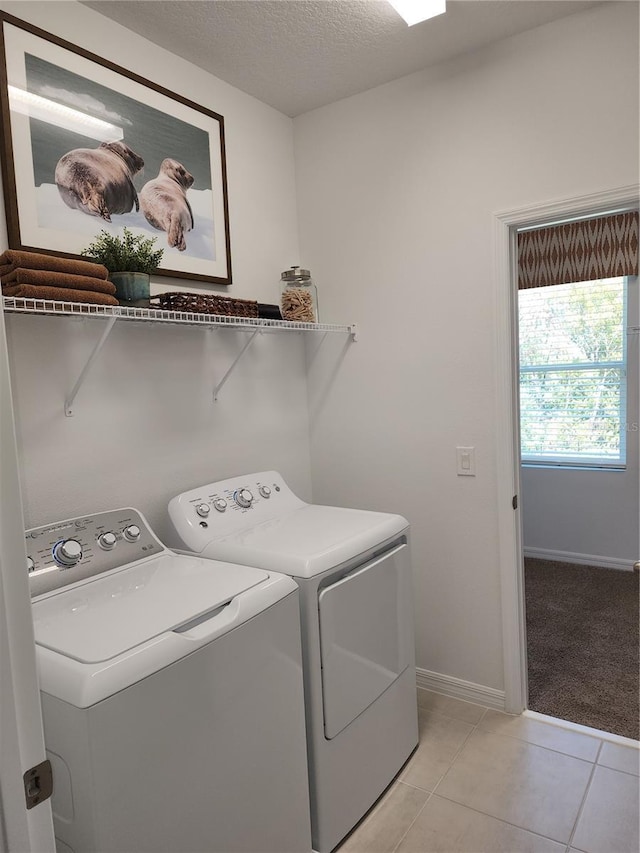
[524,557,639,740]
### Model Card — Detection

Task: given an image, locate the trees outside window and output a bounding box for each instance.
[519,277,627,467]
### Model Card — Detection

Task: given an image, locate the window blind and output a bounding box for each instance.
[518,211,638,290]
[519,277,627,467]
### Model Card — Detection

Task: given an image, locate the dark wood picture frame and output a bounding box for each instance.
[0,12,232,285]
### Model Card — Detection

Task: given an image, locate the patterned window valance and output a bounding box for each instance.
[517,210,639,289]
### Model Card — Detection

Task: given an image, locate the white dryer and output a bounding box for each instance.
[169,472,419,853]
[26,507,312,853]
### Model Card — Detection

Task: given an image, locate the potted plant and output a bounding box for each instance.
[81,227,164,304]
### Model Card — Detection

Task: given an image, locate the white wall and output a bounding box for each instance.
[2,0,639,701]
[521,276,639,567]
[295,2,640,691]
[0,1,313,542]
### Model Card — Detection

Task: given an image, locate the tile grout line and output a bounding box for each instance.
[417,699,488,724]
[471,725,601,763]
[595,762,640,779]
[431,789,582,848]
[417,707,488,728]
[525,710,640,748]
[409,706,579,850]
[417,704,606,849]
[427,702,584,846]
[396,779,432,794]
[390,790,433,853]
[428,706,490,799]
[414,696,638,851]
[347,696,637,853]
[389,703,492,852]
[566,738,605,851]
[422,700,606,765]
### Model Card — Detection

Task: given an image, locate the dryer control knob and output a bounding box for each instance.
[235,488,253,508]
[258,485,272,499]
[123,525,141,543]
[196,503,211,518]
[213,499,227,513]
[53,539,83,567]
[27,556,35,573]
[98,532,117,551]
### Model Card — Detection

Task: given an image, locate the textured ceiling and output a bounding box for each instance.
[83,0,602,116]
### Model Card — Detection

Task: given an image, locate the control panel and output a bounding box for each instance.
[26,509,164,599]
[178,476,284,523]
[168,471,306,552]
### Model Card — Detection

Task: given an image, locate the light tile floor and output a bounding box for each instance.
[338,689,639,853]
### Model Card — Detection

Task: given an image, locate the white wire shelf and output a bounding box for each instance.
[3,295,357,414]
[2,296,355,336]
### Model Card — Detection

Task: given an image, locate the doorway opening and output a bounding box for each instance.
[513,210,639,739]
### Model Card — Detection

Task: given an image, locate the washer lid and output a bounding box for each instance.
[202,506,408,578]
[32,553,268,664]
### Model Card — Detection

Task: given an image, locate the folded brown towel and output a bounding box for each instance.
[0,250,108,280]
[2,268,116,295]
[2,284,118,306]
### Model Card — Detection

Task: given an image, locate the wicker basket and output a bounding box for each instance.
[151,291,259,318]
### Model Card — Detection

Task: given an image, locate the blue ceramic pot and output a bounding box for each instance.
[110,271,150,303]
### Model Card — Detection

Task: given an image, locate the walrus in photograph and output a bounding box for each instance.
[139,158,194,252]
[55,141,145,221]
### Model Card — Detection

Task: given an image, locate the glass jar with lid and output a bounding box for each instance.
[280,266,318,323]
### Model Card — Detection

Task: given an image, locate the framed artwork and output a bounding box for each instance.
[0,12,232,285]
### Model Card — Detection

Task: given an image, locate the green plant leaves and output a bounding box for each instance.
[80,227,164,274]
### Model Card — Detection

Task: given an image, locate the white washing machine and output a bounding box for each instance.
[169,472,419,853]
[26,507,312,853]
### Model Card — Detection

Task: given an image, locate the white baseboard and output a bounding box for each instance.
[523,547,635,572]
[416,667,505,711]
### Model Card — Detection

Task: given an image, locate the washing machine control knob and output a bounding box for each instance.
[53,539,83,567]
[98,532,117,550]
[196,503,211,518]
[123,525,141,543]
[213,499,227,513]
[27,556,35,573]
[235,488,253,508]
[258,486,271,499]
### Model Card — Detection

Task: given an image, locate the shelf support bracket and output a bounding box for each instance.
[213,328,260,402]
[349,324,358,342]
[64,316,118,417]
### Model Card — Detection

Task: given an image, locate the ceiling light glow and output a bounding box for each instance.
[388,0,446,27]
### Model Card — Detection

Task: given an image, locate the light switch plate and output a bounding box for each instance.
[456,446,476,476]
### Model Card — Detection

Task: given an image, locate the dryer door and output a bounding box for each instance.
[318,541,413,739]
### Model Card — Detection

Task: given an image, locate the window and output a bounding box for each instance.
[519,276,627,468]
